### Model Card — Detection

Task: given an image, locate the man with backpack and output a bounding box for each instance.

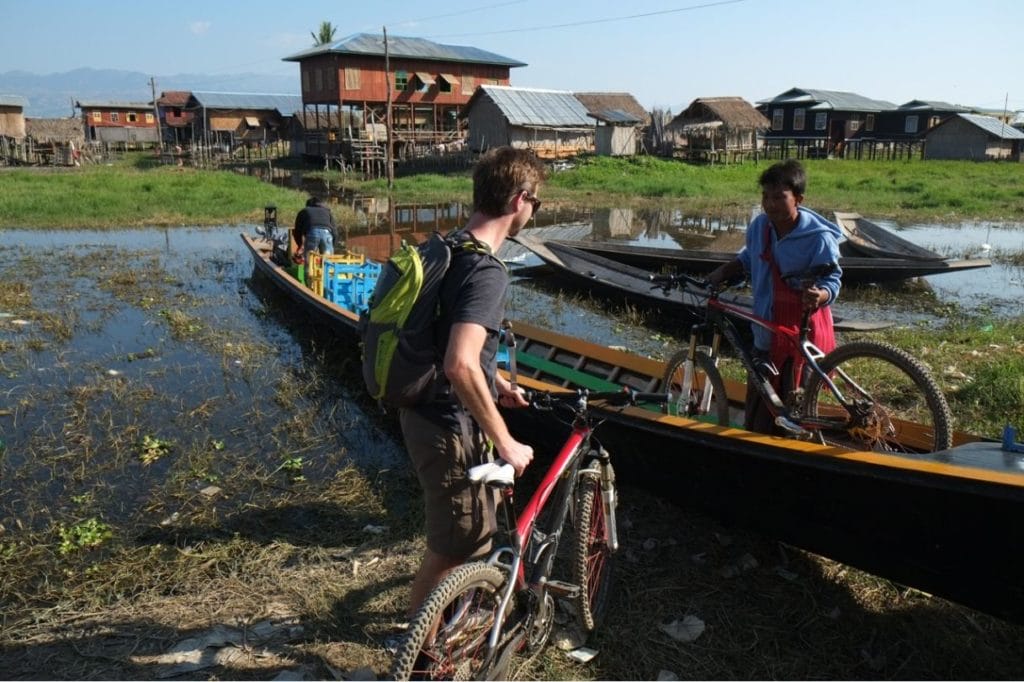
[399,147,546,620]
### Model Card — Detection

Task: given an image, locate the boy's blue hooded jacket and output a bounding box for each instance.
[737,207,842,351]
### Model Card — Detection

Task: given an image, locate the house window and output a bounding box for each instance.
[905,115,918,134]
[110,112,119,122]
[91,111,101,122]
[395,70,408,90]
[127,112,138,122]
[814,112,827,130]
[302,70,310,92]
[314,68,323,91]
[438,75,454,93]
[849,119,861,132]
[772,108,784,130]
[344,67,360,90]
[865,114,875,132]
[145,113,154,123]
[461,75,475,96]
[793,107,805,131]
[929,115,941,128]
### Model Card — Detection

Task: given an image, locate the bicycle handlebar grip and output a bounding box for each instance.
[631,391,672,404]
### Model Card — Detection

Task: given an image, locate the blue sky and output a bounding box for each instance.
[4,0,1022,112]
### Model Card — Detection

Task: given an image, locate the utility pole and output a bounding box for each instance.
[383,26,394,189]
[149,76,164,152]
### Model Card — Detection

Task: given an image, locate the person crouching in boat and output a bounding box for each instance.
[293,195,337,261]
[706,160,842,434]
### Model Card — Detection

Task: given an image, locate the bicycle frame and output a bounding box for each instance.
[667,273,860,434]
[483,392,605,656]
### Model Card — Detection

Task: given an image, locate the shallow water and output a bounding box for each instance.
[2,219,1020,536]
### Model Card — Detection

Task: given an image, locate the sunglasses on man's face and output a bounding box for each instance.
[521,190,542,216]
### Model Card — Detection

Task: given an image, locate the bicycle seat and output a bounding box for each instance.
[468,460,515,487]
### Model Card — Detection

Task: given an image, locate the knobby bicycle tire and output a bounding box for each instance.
[571,466,616,633]
[662,350,731,426]
[390,562,508,681]
[803,340,953,453]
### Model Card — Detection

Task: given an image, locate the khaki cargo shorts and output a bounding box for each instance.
[400,408,497,559]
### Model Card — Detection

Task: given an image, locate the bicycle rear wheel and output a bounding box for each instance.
[803,340,953,453]
[390,562,509,681]
[661,350,731,426]
[571,466,616,633]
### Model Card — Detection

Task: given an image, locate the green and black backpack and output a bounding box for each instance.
[359,231,499,407]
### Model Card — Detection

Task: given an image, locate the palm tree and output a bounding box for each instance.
[311,21,337,46]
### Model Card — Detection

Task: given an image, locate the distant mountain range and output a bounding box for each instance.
[0,68,299,118]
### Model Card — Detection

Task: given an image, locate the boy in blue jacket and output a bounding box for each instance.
[707,160,842,433]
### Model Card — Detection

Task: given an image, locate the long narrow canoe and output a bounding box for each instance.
[242,231,1024,624]
[546,239,992,285]
[834,211,947,261]
[513,234,893,332]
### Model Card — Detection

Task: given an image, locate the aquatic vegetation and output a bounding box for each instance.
[57,518,113,554]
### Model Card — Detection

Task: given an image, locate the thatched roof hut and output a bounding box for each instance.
[26,117,85,144]
[668,97,770,160]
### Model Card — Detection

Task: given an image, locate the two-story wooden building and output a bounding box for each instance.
[282,33,526,162]
[75,100,160,146]
[844,100,974,159]
[156,90,196,145]
[757,87,895,158]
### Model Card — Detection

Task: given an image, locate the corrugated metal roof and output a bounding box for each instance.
[956,113,1024,139]
[0,95,28,108]
[474,85,593,127]
[189,91,303,114]
[898,99,971,112]
[758,88,895,112]
[283,33,526,67]
[76,100,152,110]
[588,108,641,124]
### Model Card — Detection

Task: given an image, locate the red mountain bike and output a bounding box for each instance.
[389,387,669,680]
[651,269,953,453]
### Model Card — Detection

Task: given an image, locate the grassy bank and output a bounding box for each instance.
[3,154,1024,229]
[0,158,311,229]
[338,155,1024,223]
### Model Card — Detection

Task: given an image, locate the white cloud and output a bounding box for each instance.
[189,21,211,35]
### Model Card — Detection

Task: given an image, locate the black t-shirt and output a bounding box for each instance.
[419,233,508,423]
[294,204,336,240]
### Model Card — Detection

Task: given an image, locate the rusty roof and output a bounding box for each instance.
[158,91,192,107]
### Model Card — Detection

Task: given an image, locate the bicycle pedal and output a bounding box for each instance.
[543,580,580,598]
[774,416,811,438]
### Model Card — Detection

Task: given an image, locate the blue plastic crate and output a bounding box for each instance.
[324,261,382,312]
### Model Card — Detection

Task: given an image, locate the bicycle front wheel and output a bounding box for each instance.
[571,466,616,633]
[662,350,731,426]
[390,562,509,681]
[804,340,953,453]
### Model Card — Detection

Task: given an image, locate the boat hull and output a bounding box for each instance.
[243,231,1024,624]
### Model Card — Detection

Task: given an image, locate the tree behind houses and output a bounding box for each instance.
[312,21,337,46]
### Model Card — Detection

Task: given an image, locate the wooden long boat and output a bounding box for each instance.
[546,239,992,285]
[242,230,1024,624]
[514,234,892,332]
[834,211,947,261]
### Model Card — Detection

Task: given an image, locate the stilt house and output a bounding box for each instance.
[282,33,526,163]
[668,97,769,162]
[461,85,594,158]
